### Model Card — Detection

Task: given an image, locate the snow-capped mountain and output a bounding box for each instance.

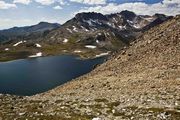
[0,10,173,61]
[44,10,172,48]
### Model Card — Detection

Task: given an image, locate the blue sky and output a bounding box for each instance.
[0,0,179,29]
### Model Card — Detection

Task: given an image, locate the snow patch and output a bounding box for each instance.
[86,20,94,26]
[113,17,118,23]
[81,26,89,31]
[73,26,78,32]
[85,45,97,49]
[127,20,142,29]
[83,19,102,26]
[112,23,116,28]
[92,118,101,120]
[29,52,42,58]
[96,40,100,43]
[107,32,110,36]
[19,112,25,116]
[118,25,126,30]
[36,43,42,48]
[107,22,116,28]
[98,33,102,35]
[91,28,97,31]
[107,22,111,26]
[13,41,26,46]
[96,52,109,57]
[63,38,68,43]
[66,28,73,33]
[91,19,102,25]
[133,24,141,29]
[112,32,116,37]
[127,20,133,24]
[117,14,122,18]
[143,16,155,22]
[104,32,109,38]
[4,48,9,51]
[74,50,82,53]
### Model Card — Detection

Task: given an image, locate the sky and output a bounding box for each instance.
[0,0,179,29]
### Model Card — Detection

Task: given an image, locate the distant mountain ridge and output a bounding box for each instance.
[0,10,173,61]
[44,10,172,48]
[0,22,60,43]
[64,10,171,31]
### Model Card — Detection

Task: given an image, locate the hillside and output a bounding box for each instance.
[0,11,171,61]
[0,15,179,119]
[0,22,60,43]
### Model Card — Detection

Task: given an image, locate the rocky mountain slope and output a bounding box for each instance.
[0,15,179,119]
[0,11,171,61]
[43,10,171,51]
[0,22,60,43]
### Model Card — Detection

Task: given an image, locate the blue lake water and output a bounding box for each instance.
[0,55,106,96]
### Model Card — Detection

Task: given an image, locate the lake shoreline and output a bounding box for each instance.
[0,54,107,96]
[0,51,110,62]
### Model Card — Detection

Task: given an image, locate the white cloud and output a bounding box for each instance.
[70,0,106,5]
[13,0,31,5]
[58,0,66,5]
[163,0,180,4]
[74,0,180,16]
[53,5,62,9]
[34,0,66,5]
[35,0,55,5]
[0,1,17,9]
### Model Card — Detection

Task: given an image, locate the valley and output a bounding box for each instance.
[0,11,171,61]
[0,4,179,119]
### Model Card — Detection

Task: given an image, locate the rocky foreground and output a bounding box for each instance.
[0,16,180,120]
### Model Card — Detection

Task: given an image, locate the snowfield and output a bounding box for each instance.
[81,26,89,31]
[13,41,26,46]
[73,26,78,32]
[66,28,73,33]
[29,52,42,58]
[95,52,109,57]
[36,44,42,48]
[63,38,69,43]
[92,118,101,120]
[96,40,100,43]
[74,50,82,53]
[4,48,9,51]
[85,45,97,49]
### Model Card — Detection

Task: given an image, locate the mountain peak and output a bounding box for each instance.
[37,22,60,26]
[75,12,107,21]
[38,22,49,25]
[119,10,136,20]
